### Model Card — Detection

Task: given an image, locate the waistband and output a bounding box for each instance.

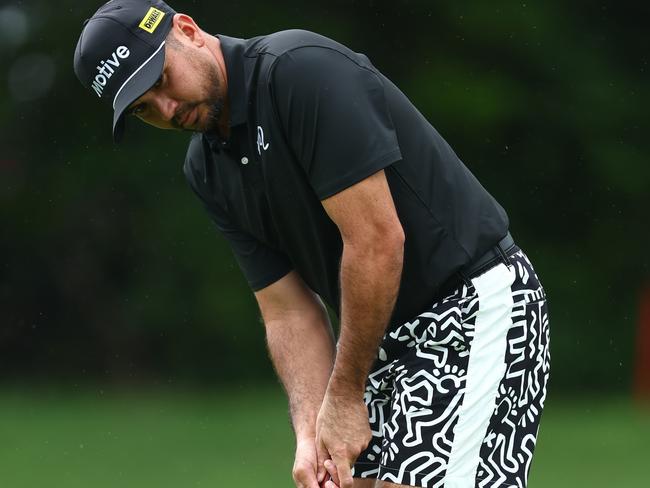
[440,232,519,295]
[460,232,518,280]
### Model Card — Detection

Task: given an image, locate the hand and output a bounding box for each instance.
[293,437,340,488]
[316,392,371,488]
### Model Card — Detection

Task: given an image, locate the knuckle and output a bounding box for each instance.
[292,466,305,481]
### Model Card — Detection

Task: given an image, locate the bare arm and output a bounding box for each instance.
[318,169,404,488]
[323,169,404,395]
[256,271,337,487]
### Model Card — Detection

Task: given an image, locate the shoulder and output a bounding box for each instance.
[251,29,353,58]
[251,29,376,77]
[264,39,381,101]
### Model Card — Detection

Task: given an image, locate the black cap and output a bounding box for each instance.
[74,0,177,142]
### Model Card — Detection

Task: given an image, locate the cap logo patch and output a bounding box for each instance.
[91,45,131,98]
[139,7,165,34]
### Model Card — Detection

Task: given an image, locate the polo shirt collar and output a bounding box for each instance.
[217,34,248,128]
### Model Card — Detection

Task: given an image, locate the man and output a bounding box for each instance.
[74,1,551,487]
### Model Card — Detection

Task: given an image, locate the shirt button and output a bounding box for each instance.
[241,156,249,165]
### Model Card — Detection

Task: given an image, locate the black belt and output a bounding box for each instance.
[440,232,519,295]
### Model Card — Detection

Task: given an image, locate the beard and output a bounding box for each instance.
[203,99,224,134]
[172,51,225,134]
[198,59,224,134]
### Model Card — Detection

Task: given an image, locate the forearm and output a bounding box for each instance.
[329,240,403,395]
[265,301,336,439]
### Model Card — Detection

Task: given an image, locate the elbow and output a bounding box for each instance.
[345,222,405,265]
[387,225,405,268]
[380,225,405,264]
[392,223,406,252]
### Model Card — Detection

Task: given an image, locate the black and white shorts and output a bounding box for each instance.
[354,249,550,488]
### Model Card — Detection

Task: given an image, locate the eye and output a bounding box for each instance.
[127,72,164,117]
[128,103,146,117]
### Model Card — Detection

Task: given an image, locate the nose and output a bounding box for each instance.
[152,94,178,122]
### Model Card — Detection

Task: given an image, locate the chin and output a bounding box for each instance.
[189,107,208,132]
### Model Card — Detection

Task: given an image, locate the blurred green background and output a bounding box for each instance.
[1,0,648,486]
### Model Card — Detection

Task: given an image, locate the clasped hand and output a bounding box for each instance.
[315,392,371,488]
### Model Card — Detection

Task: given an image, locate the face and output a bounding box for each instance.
[127,33,225,134]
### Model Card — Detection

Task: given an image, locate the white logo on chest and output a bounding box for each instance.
[257,126,270,155]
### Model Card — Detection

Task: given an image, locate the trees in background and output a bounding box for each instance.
[1,0,647,390]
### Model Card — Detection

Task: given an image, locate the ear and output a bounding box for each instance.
[170,13,205,48]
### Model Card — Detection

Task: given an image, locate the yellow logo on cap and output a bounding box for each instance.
[139,7,165,34]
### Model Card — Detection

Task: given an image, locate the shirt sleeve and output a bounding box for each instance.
[183,138,293,291]
[207,207,293,291]
[270,45,402,199]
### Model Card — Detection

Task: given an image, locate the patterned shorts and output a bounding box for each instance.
[354,249,550,488]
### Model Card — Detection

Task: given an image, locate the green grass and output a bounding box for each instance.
[0,386,296,487]
[529,395,650,488]
[0,386,647,487]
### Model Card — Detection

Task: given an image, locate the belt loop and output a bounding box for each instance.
[457,269,472,288]
[495,241,512,268]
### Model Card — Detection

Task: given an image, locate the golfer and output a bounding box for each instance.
[74,1,550,487]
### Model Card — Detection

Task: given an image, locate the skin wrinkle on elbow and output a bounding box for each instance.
[343,219,404,251]
[343,231,404,270]
[263,307,328,330]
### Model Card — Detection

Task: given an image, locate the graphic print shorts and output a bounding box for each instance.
[354,250,550,488]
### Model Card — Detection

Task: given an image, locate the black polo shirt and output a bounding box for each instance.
[183,30,509,326]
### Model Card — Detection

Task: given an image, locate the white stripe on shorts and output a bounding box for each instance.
[443,262,515,487]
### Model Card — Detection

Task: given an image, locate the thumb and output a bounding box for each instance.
[331,453,354,488]
[316,437,330,483]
